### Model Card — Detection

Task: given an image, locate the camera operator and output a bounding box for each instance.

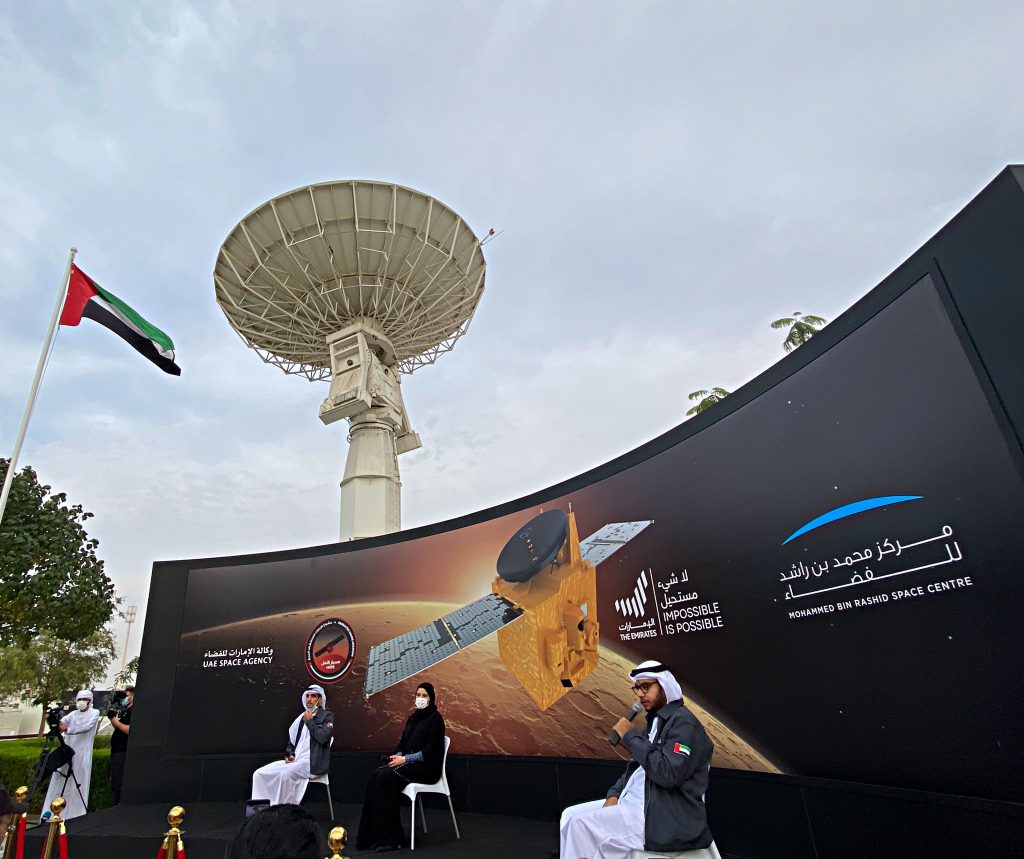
[107,686,134,804]
[41,690,100,820]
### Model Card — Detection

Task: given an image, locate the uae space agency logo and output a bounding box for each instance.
[305,618,357,684]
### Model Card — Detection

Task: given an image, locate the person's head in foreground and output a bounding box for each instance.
[75,690,93,711]
[0,783,28,829]
[303,685,324,712]
[629,660,683,712]
[413,682,436,713]
[225,803,322,859]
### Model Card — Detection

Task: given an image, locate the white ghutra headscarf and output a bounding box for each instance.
[288,684,327,746]
[628,660,683,704]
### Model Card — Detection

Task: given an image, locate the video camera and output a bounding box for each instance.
[26,701,77,808]
[43,702,70,735]
[106,690,130,719]
[44,706,62,730]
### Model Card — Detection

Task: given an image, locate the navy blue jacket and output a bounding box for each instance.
[609,700,713,852]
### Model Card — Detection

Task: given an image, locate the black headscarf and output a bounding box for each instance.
[395,682,445,780]
[410,682,436,719]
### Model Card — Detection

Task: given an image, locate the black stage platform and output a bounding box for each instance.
[23,800,579,859]
[22,788,1024,859]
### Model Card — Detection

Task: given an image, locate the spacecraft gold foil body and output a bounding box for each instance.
[492,513,600,710]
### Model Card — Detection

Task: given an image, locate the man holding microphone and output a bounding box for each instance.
[559,660,716,859]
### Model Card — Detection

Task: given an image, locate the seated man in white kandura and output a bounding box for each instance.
[560,661,715,859]
[251,684,334,805]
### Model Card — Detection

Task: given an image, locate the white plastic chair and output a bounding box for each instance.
[305,737,334,820]
[400,736,460,850]
[628,765,719,859]
[628,844,722,859]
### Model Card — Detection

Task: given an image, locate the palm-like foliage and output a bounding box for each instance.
[686,387,731,417]
[770,312,827,352]
[114,655,139,688]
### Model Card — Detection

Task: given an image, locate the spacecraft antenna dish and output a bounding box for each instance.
[215,180,487,540]
[496,509,569,583]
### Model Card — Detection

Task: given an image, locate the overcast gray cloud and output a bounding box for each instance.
[1,0,1021,675]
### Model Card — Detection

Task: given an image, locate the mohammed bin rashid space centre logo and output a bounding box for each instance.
[304,618,357,684]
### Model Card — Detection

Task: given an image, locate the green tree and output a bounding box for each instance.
[113,655,139,689]
[0,628,116,732]
[770,312,827,352]
[0,460,117,647]
[686,387,732,416]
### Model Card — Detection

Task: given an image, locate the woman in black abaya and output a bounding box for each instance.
[356,682,446,852]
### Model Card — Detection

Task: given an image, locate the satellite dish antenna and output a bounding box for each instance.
[215,181,486,540]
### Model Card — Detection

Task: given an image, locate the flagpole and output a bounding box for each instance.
[0,247,78,531]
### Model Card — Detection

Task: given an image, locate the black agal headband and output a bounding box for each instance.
[630,663,671,677]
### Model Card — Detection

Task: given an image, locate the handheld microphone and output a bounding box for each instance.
[609,702,643,746]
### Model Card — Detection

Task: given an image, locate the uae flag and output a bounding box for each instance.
[60,265,181,375]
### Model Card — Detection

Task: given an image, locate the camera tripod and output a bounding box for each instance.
[26,725,87,820]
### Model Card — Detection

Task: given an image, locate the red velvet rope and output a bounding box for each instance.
[14,815,26,859]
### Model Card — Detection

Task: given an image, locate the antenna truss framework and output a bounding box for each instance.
[215,181,487,380]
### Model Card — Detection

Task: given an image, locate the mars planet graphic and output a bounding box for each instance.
[179,600,778,772]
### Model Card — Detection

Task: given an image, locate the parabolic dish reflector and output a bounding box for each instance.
[215,181,486,379]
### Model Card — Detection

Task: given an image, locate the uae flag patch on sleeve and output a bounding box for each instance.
[673,743,691,756]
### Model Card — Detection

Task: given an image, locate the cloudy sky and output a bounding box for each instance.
[1,1,1021,671]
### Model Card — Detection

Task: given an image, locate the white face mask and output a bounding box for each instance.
[76,701,89,711]
[414,697,429,710]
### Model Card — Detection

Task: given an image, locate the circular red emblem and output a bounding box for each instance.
[304,618,356,684]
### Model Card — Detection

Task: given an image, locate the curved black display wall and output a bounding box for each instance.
[129,167,1024,858]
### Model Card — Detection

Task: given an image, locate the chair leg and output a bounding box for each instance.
[419,795,428,832]
[409,796,416,851]
[447,794,460,839]
[325,782,334,821]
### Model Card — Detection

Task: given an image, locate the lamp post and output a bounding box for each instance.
[120,606,137,672]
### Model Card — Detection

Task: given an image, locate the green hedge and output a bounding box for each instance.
[0,736,112,813]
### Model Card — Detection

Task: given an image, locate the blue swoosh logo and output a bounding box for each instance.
[782,496,923,545]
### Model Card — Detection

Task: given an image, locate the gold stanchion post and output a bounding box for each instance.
[0,786,26,859]
[38,798,65,859]
[326,825,348,859]
[9,787,28,859]
[157,806,186,859]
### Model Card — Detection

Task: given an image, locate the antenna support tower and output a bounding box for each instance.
[215,181,486,540]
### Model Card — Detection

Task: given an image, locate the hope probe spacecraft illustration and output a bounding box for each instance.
[364,509,652,709]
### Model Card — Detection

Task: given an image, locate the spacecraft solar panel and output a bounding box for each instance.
[579,520,653,566]
[363,594,523,696]
[363,621,460,697]
[444,593,523,648]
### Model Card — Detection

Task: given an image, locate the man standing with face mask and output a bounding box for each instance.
[559,661,716,859]
[251,685,334,806]
[41,690,101,820]
[107,685,134,804]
